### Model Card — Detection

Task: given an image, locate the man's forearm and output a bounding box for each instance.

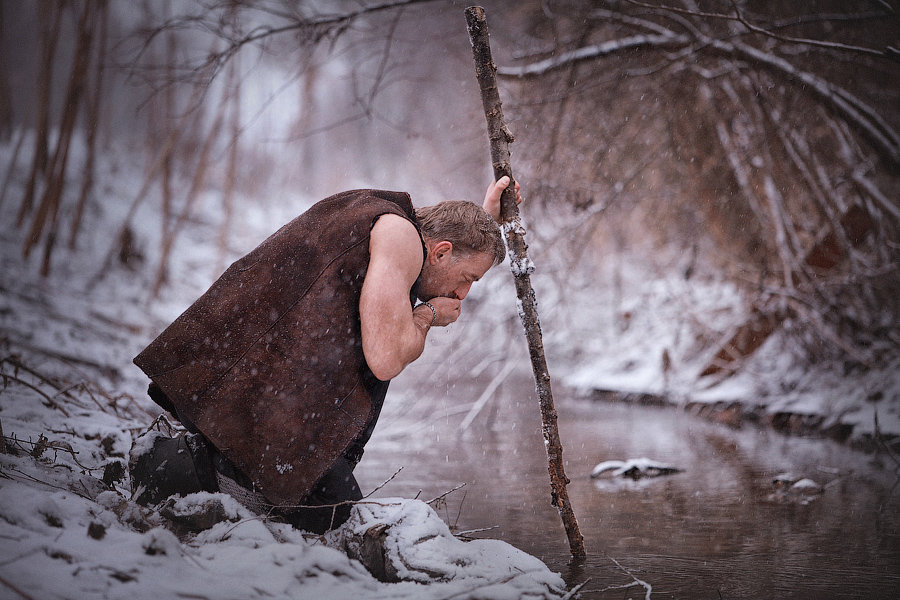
[363,305,433,381]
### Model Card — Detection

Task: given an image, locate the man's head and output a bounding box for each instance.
[415,200,505,301]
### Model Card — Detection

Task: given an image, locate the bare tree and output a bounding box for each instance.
[215,47,241,278]
[0,1,12,140]
[23,1,97,276]
[17,1,62,227]
[497,0,899,372]
[68,0,109,251]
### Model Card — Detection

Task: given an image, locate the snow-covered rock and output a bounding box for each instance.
[772,471,800,487]
[767,472,825,505]
[771,472,823,494]
[327,498,568,598]
[159,491,243,531]
[590,457,683,480]
[790,478,823,494]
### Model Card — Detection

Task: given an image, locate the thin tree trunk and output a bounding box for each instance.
[69,0,108,250]
[0,125,27,212]
[24,1,95,275]
[0,1,12,140]
[216,44,241,277]
[151,97,226,296]
[465,6,585,559]
[159,27,176,277]
[91,81,204,284]
[17,1,62,227]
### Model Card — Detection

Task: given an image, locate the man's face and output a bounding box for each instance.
[418,245,494,301]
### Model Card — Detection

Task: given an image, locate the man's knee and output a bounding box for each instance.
[283,456,362,533]
[309,456,362,503]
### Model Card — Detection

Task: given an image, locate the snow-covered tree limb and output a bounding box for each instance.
[497,33,689,77]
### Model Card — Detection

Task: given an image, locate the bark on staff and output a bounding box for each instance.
[465,5,585,558]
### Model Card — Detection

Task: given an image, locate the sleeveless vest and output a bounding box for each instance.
[133,190,422,506]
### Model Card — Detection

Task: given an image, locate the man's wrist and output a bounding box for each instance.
[415,301,437,328]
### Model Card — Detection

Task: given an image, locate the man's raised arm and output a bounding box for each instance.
[360,214,447,380]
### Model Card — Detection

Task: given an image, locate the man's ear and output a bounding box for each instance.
[428,241,453,264]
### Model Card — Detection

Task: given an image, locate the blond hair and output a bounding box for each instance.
[415,200,505,266]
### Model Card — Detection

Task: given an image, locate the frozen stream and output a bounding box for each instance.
[356,373,899,599]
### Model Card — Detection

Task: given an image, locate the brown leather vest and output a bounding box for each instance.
[133,190,422,506]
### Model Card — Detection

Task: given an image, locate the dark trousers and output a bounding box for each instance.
[147,383,362,533]
[204,438,362,533]
[282,455,363,534]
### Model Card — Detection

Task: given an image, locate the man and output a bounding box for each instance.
[130,177,520,533]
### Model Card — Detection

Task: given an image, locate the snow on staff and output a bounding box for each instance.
[464,5,586,558]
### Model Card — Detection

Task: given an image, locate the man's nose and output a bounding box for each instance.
[455,283,471,300]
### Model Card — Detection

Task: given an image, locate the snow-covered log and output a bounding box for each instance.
[327,499,568,598]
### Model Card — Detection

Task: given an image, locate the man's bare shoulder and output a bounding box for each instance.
[370,213,423,264]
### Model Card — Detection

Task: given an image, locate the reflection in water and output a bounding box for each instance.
[356,374,899,599]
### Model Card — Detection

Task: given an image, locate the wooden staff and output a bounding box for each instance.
[465,5,586,558]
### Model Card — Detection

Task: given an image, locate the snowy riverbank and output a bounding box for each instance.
[533,250,900,454]
[554,271,900,453]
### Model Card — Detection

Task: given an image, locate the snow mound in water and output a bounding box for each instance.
[590,457,683,479]
[328,498,568,598]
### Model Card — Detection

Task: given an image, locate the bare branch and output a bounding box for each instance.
[467,5,585,558]
[426,482,467,505]
[852,170,900,221]
[603,553,653,600]
[623,0,896,59]
[712,38,900,165]
[725,0,895,59]
[0,572,37,600]
[139,0,437,83]
[498,33,688,77]
[362,465,404,498]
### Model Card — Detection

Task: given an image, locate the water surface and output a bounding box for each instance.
[357,374,899,599]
